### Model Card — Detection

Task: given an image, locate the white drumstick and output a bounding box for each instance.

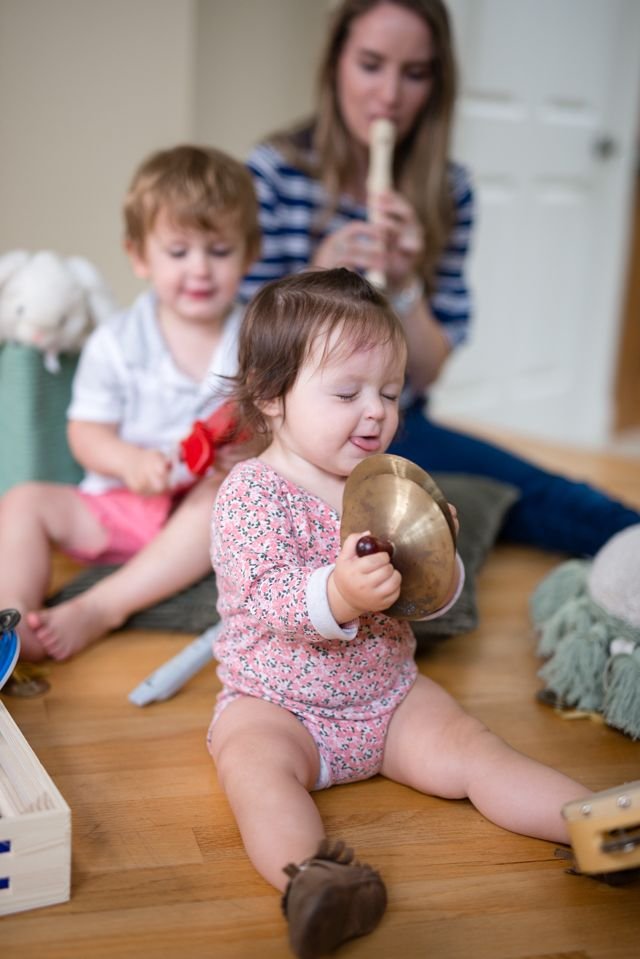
[128,623,220,706]
[366,118,395,289]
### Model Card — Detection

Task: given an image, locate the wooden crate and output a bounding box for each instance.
[0,701,71,915]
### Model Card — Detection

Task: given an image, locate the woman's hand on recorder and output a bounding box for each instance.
[312,221,385,275]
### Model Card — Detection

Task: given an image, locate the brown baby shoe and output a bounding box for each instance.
[281,838,387,959]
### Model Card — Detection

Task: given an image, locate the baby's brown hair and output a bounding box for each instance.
[124,144,261,261]
[235,268,407,437]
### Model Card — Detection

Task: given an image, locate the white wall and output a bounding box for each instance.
[194,0,328,159]
[0,0,328,305]
[0,0,196,304]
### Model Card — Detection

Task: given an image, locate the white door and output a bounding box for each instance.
[431,0,640,447]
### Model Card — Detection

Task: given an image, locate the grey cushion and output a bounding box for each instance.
[47,473,519,646]
[411,474,519,648]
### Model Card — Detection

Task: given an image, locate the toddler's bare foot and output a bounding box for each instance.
[1,604,47,662]
[27,594,124,661]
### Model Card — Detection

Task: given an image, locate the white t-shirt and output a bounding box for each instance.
[67,290,243,494]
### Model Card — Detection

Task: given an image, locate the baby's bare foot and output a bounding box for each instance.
[27,594,122,661]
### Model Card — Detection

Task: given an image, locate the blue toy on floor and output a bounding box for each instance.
[0,609,20,691]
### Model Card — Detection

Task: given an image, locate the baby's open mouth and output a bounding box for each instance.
[351,436,380,452]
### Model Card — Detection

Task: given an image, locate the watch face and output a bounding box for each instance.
[0,609,21,691]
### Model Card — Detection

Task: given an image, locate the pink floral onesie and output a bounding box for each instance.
[209,458,463,788]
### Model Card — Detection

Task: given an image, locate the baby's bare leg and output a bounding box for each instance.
[30,476,219,660]
[382,674,590,843]
[210,696,324,890]
[0,482,108,660]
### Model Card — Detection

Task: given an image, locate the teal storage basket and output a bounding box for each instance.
[0,343,83,494]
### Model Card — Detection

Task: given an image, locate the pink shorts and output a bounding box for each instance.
[64,488,174,565]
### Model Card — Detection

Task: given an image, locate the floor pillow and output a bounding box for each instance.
[47,473,520,648]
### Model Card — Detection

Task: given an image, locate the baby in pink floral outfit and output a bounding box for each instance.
[208,268,591,959]
[212,457,463,787]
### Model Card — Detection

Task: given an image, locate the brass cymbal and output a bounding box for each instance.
[341,454,456,620]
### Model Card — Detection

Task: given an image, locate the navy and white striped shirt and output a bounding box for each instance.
[241,140,474,350]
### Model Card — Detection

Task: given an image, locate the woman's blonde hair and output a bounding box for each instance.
[274,0,457,291]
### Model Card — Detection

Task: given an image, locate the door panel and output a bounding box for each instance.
[433,0,640,445]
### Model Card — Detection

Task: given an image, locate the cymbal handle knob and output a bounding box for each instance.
[356,534,394,559]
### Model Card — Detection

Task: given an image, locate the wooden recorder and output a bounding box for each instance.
[366,118,395,289]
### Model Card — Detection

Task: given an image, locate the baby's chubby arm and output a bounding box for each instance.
[327,531,402,625]
[68,420,171,495]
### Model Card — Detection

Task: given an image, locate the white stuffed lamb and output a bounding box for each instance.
[0,250,117,372]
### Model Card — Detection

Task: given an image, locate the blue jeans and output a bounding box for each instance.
[389,403,639,556]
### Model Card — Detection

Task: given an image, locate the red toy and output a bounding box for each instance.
[179,401,249,478]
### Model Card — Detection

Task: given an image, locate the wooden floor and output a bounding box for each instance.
[2,430,640,958]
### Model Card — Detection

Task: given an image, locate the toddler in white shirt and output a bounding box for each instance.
[0,144,260,661]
